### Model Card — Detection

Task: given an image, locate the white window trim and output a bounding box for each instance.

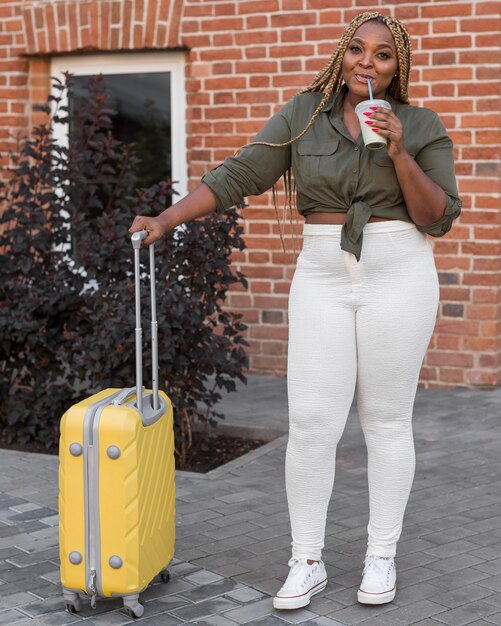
[50,51,187,199]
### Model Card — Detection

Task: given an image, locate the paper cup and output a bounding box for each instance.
[355,99,392,150]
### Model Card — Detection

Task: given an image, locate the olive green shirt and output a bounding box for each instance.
[201,83,462,262]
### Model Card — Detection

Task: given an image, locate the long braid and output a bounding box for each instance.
[232,12,413,263]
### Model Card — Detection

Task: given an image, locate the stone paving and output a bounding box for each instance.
[0,377,500,625]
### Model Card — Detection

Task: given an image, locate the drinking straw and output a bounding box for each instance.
[367,78,374,100]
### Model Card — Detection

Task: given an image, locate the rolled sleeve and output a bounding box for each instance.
[201,99,294,214]
[414,192,462,237]
[414,112,462,237]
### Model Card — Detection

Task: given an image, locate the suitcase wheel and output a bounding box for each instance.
[63,589,82,613]
[160,569,170,584]
[122,601,145,619]
[65,601,80,614]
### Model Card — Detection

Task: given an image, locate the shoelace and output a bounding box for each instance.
[287,557,319,588]
[362,554,394,585]
[363,554,392,574]
[288,557,320,569]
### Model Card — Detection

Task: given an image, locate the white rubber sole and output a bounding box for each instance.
[357,584,396,605]
[273,577,328,610]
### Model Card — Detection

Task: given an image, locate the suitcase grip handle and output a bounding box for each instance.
[112,386,143,407]
[131,230,148,248]
[131,230,159,415]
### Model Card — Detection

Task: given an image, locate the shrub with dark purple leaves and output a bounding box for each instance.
[0,73,249,469]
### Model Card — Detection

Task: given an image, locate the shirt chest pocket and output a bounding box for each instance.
[373,153,395,168]
[296,140,340,180]
[373,150,415,168]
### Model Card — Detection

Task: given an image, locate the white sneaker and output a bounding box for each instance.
[357,554,396,604]
[273,557,328,610]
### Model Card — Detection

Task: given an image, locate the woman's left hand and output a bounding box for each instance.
[366,108,407,161]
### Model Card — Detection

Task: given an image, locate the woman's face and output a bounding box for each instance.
[342,21,399,101]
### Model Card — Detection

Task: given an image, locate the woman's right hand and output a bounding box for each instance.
[128,215,169,246]
[128,183,219,246]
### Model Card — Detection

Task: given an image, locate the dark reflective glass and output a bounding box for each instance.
[69,72,172,192]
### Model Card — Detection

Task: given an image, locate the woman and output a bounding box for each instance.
[129,12,461,611]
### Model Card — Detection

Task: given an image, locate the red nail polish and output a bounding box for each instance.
[370,106,378,111]
[371,128,379,132]
[363,111,372,116]
[365,121,373,125]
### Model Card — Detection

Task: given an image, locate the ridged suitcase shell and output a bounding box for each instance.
[59,387,176,602]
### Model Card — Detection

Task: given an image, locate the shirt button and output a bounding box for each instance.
[354,146,359,151]
[352,168,358,173]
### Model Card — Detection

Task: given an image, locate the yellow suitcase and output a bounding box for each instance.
[59,231,176,619]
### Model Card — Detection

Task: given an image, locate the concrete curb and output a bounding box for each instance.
[191,420,287,442]
[176,432,288,480]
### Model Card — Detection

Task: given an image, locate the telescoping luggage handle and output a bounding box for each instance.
[128,229,159,415]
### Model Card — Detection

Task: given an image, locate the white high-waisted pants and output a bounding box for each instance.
[286,220,440,560]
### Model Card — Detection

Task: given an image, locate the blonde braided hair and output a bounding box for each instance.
[234,12,413,264]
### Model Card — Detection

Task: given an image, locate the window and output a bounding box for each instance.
[51,52,187,201]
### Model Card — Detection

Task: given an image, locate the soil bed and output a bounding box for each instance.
[0,431,266,473]
[182,431,265,473]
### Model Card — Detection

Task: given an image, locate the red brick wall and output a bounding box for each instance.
[0,0,500,388]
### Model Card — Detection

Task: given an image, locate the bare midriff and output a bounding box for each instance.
[305,213,395,224]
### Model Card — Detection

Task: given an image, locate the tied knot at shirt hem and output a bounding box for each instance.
[340,201,373,263]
